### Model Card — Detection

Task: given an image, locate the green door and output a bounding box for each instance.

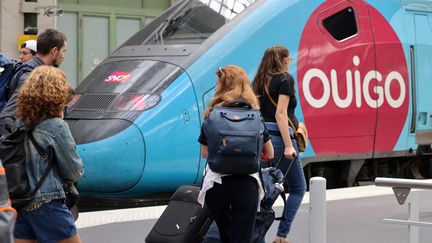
[57,12,78,87]
[83,16,109,78]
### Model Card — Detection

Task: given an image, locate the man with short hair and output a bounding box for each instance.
[0,29,67,136]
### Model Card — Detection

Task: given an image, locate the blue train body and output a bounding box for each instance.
[65,0,432,199]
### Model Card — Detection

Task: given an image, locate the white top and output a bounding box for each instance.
[197,165,264,211]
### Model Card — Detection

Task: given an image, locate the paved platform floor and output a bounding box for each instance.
[76,185,432,243]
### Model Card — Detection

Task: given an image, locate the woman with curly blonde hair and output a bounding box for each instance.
[198,65,273,243]
[14,66,84,243]
[17,67,73,125]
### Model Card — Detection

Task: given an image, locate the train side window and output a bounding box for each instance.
[322,7,358,41]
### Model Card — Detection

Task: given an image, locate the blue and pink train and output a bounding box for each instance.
[64,0,432,202]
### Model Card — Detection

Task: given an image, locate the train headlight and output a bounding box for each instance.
[110,93,161,111]
[67,94,82,108]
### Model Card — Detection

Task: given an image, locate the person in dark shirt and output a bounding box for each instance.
[252,45,306,243]
[0,29,67,137]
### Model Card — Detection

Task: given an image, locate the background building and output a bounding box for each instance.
[0,0,174,86]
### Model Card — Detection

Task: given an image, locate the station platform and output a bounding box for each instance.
[75,185,432,243]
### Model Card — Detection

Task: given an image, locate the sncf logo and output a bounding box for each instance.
[104,72,131,83]
[297,0,409,155]
[302,55,406,109]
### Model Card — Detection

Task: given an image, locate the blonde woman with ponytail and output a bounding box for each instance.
[198,65,273,243]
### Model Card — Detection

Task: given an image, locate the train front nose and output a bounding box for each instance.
[64,59,183,194]
[67,119,145,193]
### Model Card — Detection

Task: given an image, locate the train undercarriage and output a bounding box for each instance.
[303,145,432,189]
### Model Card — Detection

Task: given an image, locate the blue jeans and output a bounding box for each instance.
[267,127,306,237]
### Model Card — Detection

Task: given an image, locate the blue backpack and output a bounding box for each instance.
[0,54,16,112]
[203,100,264,175]
[0,55,36,113]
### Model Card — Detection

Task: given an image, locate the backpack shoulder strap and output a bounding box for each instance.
[222,99,252,109]
[26,127,55,196]
[14,61,35,77]
[11,62,22,73]
[6,62,37,100]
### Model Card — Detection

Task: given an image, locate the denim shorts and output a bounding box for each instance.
[14,199,78,243]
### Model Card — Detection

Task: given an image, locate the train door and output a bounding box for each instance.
[365,3,411,156]
[202,88,215,109]
[196,87,215,180]
[298,0,377,157]
[405,9,432,146]
[137,71,203,191]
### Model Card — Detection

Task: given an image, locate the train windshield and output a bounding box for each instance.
[76,60,181,95]
[145,0,256,44]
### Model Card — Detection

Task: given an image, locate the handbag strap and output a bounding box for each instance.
[264,85,297,131]
[27,128,55,196]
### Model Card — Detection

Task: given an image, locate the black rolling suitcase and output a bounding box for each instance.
[146,185,212,243]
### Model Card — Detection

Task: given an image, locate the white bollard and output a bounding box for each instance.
[309,177,326,243]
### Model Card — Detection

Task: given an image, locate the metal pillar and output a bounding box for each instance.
[408,191,420,243]
[309,177,326,243]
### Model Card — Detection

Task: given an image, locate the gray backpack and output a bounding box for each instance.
[203,101,264,175]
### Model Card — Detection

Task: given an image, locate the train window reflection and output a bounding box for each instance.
[322,7,358,41]
[76,60,182,95]
[146,0,256,45]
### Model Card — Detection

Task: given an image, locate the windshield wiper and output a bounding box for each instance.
[155,0,191,45]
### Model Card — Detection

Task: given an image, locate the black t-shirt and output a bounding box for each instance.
[259,72,299,129]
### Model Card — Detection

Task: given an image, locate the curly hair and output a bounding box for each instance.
[204,65,259,118]
[16,66,74,126]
